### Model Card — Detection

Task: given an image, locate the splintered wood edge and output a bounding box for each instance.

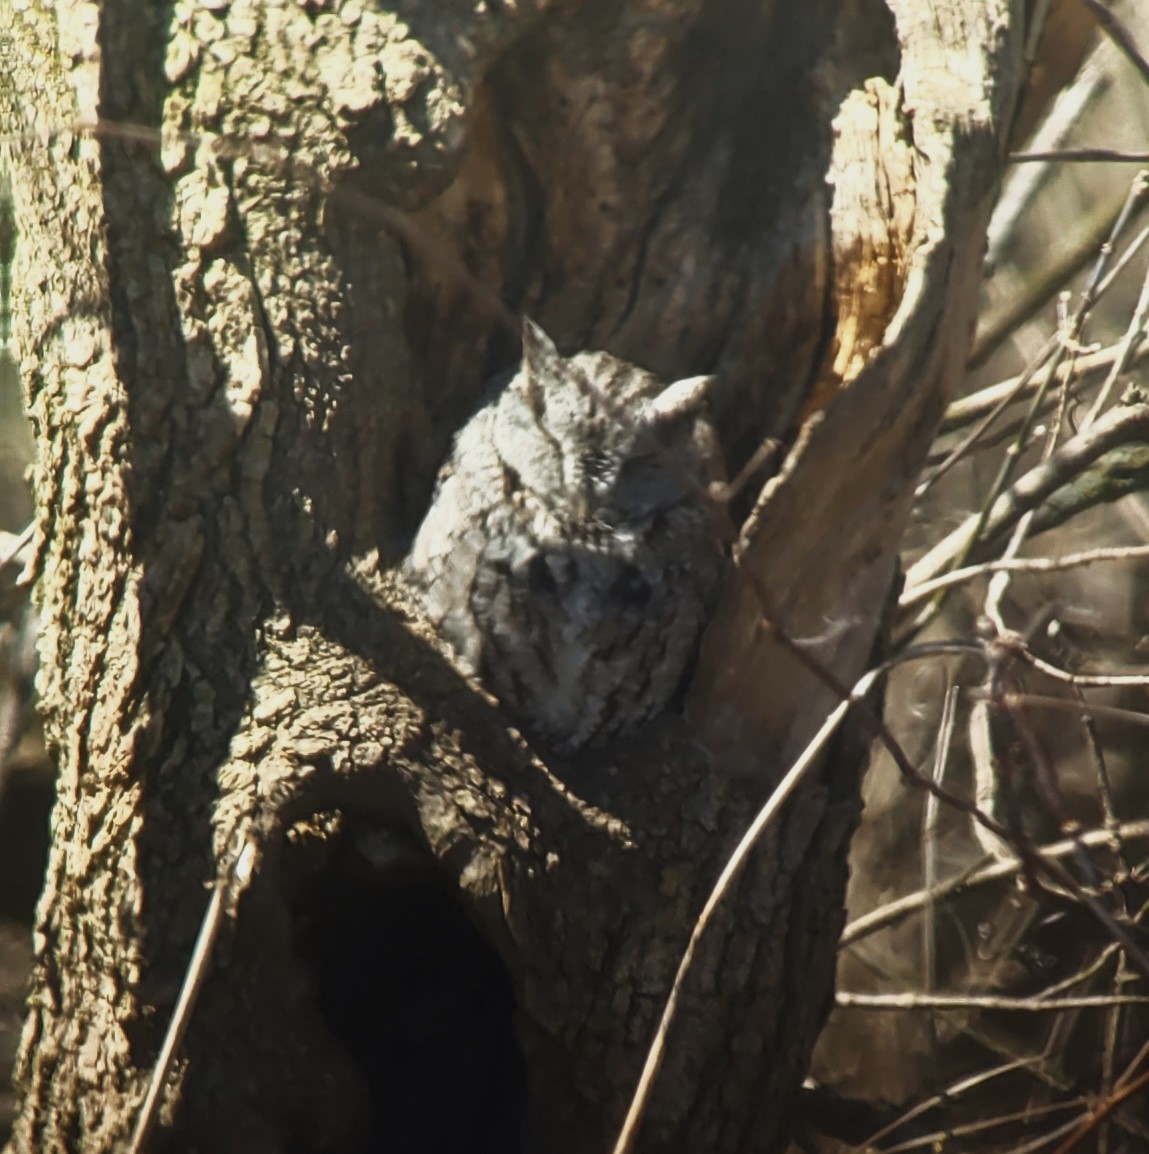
[686,0,1023,775]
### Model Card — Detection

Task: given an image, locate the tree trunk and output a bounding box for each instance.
[5,1,1026,1151]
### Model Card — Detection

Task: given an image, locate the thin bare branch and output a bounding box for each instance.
[899,543,1149,607]
[1000,691,1149,728]
[905,403,1149,594]
[0,521,33,576]
[988,64,1108,264]
[1019,648,1149,689]
[1048,1067,1149,1154]
[1082,0,1149,89]
[881,1104,1082,1154]
[608,666,885,1154]
[859,1056,1050,1151]
[971,189,1140,369]
[942,333,1149,433]
[922,683,959,1001]
[1012,148,1149,163]
[840,819,1149,947]
[1084,239,1149,424]
[836,992,1149,1011]
[129,835,257,1154]
[920,335,1059,499]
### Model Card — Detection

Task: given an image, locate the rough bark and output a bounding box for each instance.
[3,0,1026,1152]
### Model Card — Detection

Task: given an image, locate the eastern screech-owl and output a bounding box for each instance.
[404,320,726,753]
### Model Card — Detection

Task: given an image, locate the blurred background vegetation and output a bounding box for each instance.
[812,3,1149,1151]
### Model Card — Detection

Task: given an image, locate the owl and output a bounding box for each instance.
[404,320,726,752]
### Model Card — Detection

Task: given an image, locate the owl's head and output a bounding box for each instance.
[499,319,719,531]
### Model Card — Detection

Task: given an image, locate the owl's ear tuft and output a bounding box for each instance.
[520,318,562,372]
[518,318,565,412]
[645,375,715,425]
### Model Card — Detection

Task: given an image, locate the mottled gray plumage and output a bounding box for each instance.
[404,320,726,752]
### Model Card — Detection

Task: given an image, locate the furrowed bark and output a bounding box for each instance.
[4,1,1026,1151]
